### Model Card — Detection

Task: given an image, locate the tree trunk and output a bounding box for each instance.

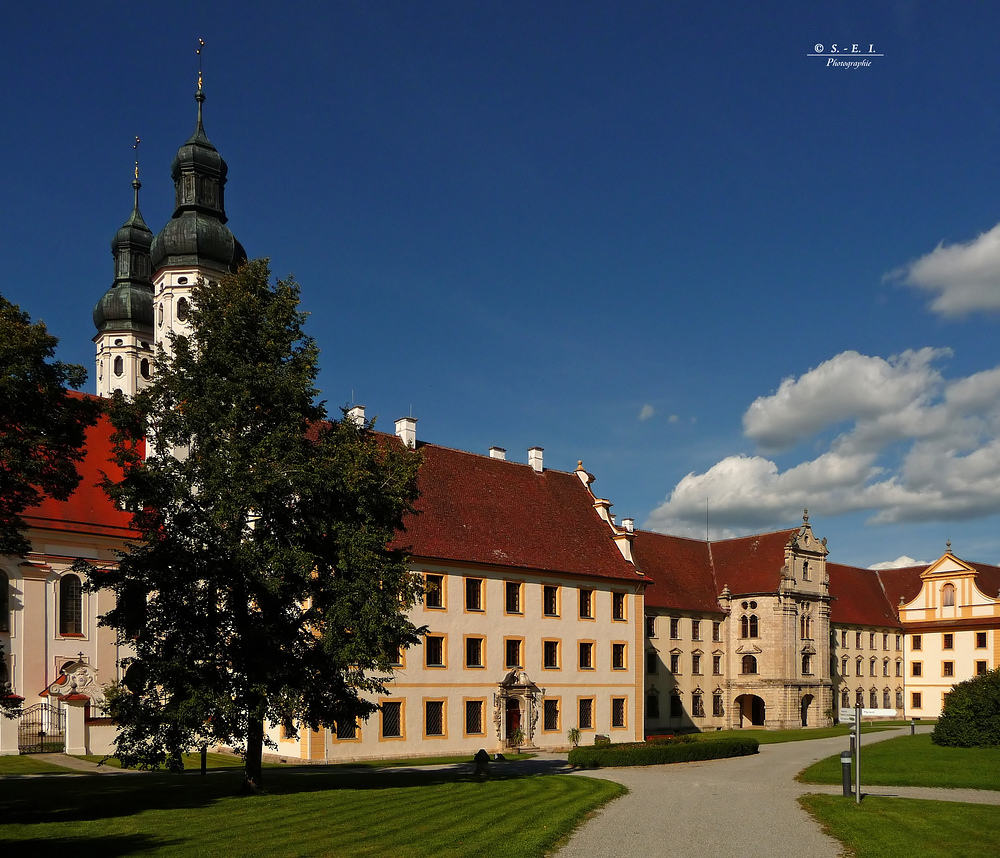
[243,716,265,793]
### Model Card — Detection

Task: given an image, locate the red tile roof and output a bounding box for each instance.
[710,529,800,593]
[21,400,136,540]
[399,443,641,582]
[632,531,720,613]
[827,563,903,627]
[872,565,924,615]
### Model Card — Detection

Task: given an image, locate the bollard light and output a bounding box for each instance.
[841,750,852,797]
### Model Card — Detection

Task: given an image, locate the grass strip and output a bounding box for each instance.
[0,756,79,775]
[800,794,1000,858]
[686,725,894,745]
[798,733,1000,790]
[570,736,758,767]
[0,764,624,857]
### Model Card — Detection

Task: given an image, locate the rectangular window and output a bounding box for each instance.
[713,693,724,717]
[856,631,863,648]
[870,659,876,677]
[870,633,876,649]
[977,660,988,676]
[692,653,702,675]
[579,641,594,670]
[465,700,484,735]
[543,640,560,669]
[943,633,954,650]
[976,632,987,649]
[713,654,722,675]
[543,585,559,617]
[612,642,626,670]
[505,581,522,614]
[670,618,681,639]
[896,634,902,651]
[896,660,902,677]
[543,698,559,731]
[670,695,682,718]
[912,692,922,709]
[670,653,680,674]
[465,636,484,668]
[612,592,626,621]
[841,630,848,648]
[425,635,445,667]
[912,661,922,677]
[692,693,705,718]
[943,661,954,677]
[646,616,656,638]
[882,660,889,677]
[425,574,444,609]
[425,700,444,737]
[579,588,594,619]
[883,633,889,650]
[465,577,483,611]
[388,645,404,668]
[712,621,722,643]
[646,651,658,674]
[505,638,523,669]
[647,694,659,719]
[381,701,402,738]
[691,620,701,640]
[611,697,626,728]
[841,657,849,677]
[336,718,358,740]
[912,634,922,651]
[579,698,594,730]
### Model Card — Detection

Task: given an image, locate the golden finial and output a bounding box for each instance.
[197,38,205,89]
[133,136,140,180]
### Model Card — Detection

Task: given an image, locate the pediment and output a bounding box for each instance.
[736,644,762,655]
[921,553,976,579]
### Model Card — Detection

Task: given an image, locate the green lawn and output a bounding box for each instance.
[798,733,1000,790]
[0,756,77,775]
[0,764,624,857]
[801,795,1000,858]
[77,752,254,770]
[76,752,532,771]
[691,724,894,745]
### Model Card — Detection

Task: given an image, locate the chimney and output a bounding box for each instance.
[489,446,506,460]
[395,416,417,448]
[347,404,366,426]
[528,447,544,473]
[622,517,634,533]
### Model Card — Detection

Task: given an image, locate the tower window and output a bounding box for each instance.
[60,575,82,635]
[176,297,190,321]
[140,358,150,379]
[113,356,124,377]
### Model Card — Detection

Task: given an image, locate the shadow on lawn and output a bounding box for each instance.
[0,758,573,826]
[0,834,181,856]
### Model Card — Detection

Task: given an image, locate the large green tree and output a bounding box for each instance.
[81,260,423,790]
[0,293,101,557]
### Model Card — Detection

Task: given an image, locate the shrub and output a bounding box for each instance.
[932,669,1000,748]
[568,736,759,768]
[646,733,696,746]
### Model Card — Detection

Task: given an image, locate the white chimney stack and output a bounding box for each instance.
[347,404,366,426]
[528,447,544,473]
[622,517,635,533]
[489,446,506,460]
[395,416,417,448]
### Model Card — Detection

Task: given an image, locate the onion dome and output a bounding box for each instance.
[150,86,246,274]
[93,174,154,333]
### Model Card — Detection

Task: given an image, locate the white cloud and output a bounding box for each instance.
[668,414,679,424]
[868,556,924,570]
[638,404,655,422]
[646,349,1000,537]
[890,222,1000,316]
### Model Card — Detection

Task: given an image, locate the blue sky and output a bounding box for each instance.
[5,1,1000,568]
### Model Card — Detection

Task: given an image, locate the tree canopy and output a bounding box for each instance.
[932,668,1000,747]
[82,260,423,790]
[0,293,101,557]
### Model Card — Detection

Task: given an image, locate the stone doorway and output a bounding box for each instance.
[735,694,765,727]
[494,668,541,749]
[800,694,814,727]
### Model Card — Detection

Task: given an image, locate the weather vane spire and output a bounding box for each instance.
[133,135,141,181]
[197,38,205,90]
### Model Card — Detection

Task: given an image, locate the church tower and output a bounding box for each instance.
[150,70,246,358]
[92,146,155,397]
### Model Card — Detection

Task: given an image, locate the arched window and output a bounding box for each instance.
[801,654,812,675]
[869,688,878,709]
[176,297,190,321]
[140,358,150,379]
[942,583,956,607]
[59,575,82,635]
[883,689,891,709]
[0,569,9,632]
[802,561,809,581]
[113,355,124,377]
[748,615,759,638]
[895,689,903,709]
[841,688,850,708]
[741,655,757,675]
[740,615,749,638]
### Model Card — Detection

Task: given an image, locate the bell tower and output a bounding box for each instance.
[92,138,154,398]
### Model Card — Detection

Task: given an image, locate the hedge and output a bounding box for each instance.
[932,669,1000,747]
[568,736,759,768]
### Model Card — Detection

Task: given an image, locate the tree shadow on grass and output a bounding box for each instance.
[0,759,574,826]
[0,834,180,857]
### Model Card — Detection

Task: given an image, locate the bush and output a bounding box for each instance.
[646,733,696,746]
[568,736,759,768]
[932,669,1000,748]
